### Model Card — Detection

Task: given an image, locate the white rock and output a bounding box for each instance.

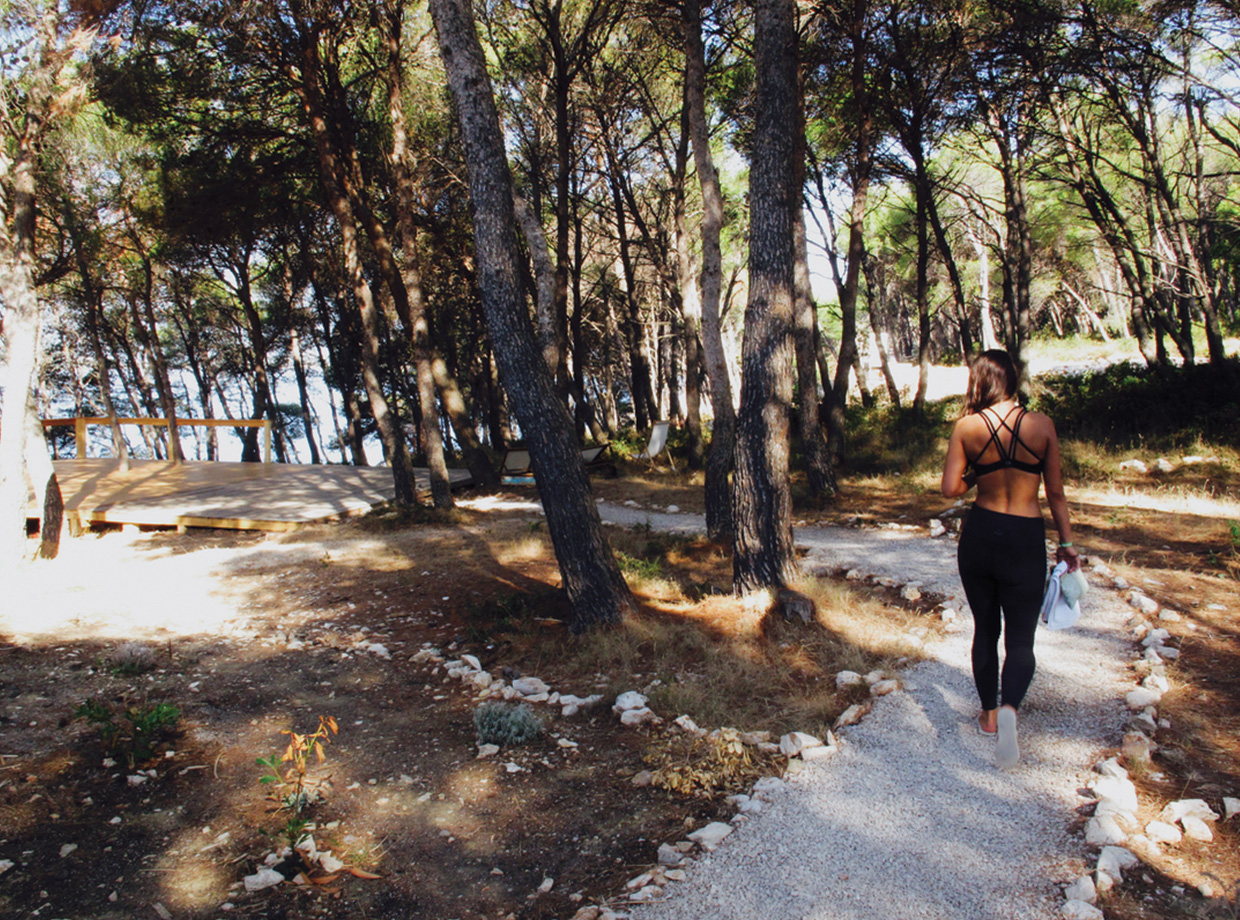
[1158,609,1182,622]
[538,877,554,893]
[1142,673,1170,693]
[1128,593,1160,616]
[244,868,285,891]
[845,569,864,580]
[1153,457,1174,472]
[461,654,482,670]
[477,743,500,758]
[59,843,78,858]
[512,677,550,696]
[687,822,733,851]
[1223,797,1240,820]
[900,584,922,601]
[1062,899,1104,920]
[0,860,12,875]
[1113,576,1131,590]
[628,885,662,902]
[752,777,787,798]
[929,519,946,537]
[666,505,679,513]
[801,744,837,762]
[366,643,391,659]
[870,679,900,697]
[739,731,771,745]
[127,774,148,786]
[613,691,648,713]
[1141,628,1171,647]
[1119,459,1148,474]
[665,869,687,881]
[1092,775,1139,812]
[630,770,653,787]
[468,671,493,690]
[673,715,705,736]
[1145,821,1182,844]
[619,707,661,727]
[1160,798,1219,824]
[503,762,524,773]
[835,670,864,690]
[1156,645,1180,660]
[1085,815,1127,847]
[1095,757,1129,779]
[833,702,870,729]
[779,732,824,756]
[1125,687,1163,710]
[523,692,550,703]
[657,844,684,866]
[939,607,957,623]
[319,853,345,873]
[1182,816,1214,841]
[1063,874,1096,904]
[1096,845,1138,884]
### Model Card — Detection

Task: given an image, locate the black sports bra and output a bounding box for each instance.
[970,406,1045,477]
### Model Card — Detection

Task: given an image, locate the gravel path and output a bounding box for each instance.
[596,502,1135,920]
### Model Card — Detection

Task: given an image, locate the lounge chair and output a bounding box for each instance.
[637,420,671,465]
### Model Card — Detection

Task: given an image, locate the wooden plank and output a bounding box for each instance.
[37,459,473,532]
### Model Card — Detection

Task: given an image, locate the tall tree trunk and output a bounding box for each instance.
[674,102,704,467]
[0,1,95,561]
[792,90,834,497]
[733,0,799,594]
[430,0,632,631]
[384,1,452,507]
[828,0,874,459]
[683,0,734,541]
[293,38,417,505]
[514,194,561,376]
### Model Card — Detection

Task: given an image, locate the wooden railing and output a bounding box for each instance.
[42,417,273,464]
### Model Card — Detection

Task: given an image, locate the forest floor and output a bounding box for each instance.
[1,453,1238,920]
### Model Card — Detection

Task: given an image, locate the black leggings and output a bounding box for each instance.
[957,505,1047,711]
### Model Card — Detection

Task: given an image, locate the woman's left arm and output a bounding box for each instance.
[941,421,975,498]
[1042,420,1080,571]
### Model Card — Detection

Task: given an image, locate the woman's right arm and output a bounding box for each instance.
[941,421,975,498]
[1041,420,1080,571]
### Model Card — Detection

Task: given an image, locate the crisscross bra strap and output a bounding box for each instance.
[971,407,1045,476]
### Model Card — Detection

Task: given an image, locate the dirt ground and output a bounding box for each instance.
[2,469,1238,920]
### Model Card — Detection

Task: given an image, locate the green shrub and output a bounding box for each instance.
[473,702,545,747]
[75,698,181,767]
[1029,360,1240,451]
[841,400,957,474]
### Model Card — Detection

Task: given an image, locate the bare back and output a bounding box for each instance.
[954,406,1058,518]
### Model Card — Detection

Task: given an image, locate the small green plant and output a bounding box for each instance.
[616,551,663,580]
[473,702,544,747]
[74,698,180,767]
[257,716,339,833]
[1228,520,1240,551]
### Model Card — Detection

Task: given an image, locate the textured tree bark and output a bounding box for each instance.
[293,36,417,505]
[732,0,799,594]
[0,4,94,560]
[793,202,835,498]
[430,0,633,630]
[674,104,703,467]
[827,0,874,460]
[384,1,451,507]
[683,0,735,542]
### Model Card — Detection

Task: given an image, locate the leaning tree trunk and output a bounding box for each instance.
[684,0,734,542]
[294,38,417,506]
[733,0,799,594]
[429,0,633,631]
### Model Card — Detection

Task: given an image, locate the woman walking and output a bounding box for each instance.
[941,350,1080,768]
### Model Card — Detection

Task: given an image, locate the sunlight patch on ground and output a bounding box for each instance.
[458,495,542,513]
[1073,484,1240,519]
[1,534,248,645]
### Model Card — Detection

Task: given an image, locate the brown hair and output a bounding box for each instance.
[965,350,1019,416]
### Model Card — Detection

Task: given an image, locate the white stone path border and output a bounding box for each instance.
[581,502,1200,920]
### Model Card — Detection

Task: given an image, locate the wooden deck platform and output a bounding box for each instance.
[37,459,474,532]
